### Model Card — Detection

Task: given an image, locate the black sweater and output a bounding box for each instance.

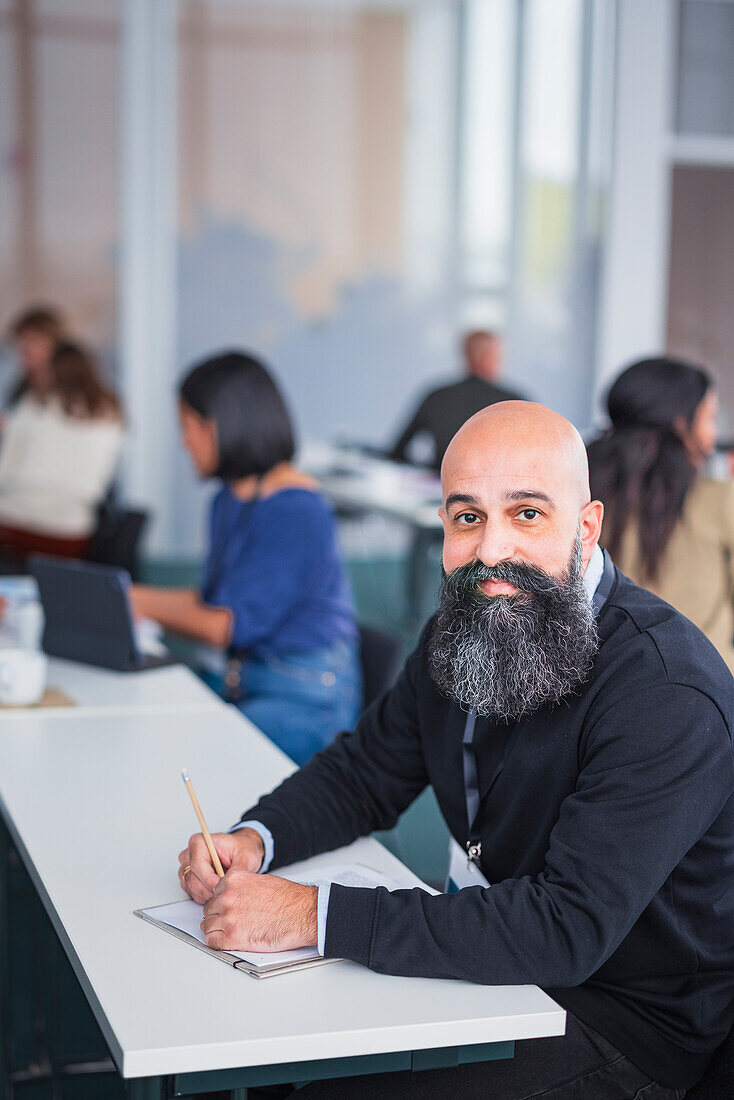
[242,568,734,1090]
[391,376,524,470]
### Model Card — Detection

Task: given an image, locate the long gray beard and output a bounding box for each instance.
[428,537,598,722]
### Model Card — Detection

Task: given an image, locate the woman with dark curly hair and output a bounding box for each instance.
[587,356,733,671]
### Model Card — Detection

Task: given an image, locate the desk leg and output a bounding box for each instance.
[0,820,8,1100]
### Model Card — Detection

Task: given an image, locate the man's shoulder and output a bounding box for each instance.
[415,375,523,409]
[597,568,733,724]
[416,378,469,406]
[479,379,525,402]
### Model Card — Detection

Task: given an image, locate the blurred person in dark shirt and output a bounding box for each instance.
[391,330,524,470]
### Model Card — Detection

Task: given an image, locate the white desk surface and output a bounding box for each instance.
[302,441,443,530]
[0,659,223,717]
[0,705,565,1079]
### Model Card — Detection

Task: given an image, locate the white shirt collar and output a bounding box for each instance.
[582,543,605,603]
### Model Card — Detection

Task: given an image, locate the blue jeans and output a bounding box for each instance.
[236,639,362,766]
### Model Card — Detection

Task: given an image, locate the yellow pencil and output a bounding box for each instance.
[181,768,225,878]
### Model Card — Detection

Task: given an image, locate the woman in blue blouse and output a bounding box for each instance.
[131,351,362,764]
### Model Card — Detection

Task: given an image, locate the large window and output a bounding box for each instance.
[667,1,734,440]
[676,0,734,138]
[456,0,516,328]
[1,0,616,555]
[0,0,119,352]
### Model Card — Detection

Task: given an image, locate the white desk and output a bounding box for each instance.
[0,579,224,718]
[0,704,564,1094]
[302,441,443,531]
[302,442,444,622]
[0,658,223,719]
[35,658,222,716]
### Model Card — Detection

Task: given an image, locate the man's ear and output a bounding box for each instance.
[579,500,604,568]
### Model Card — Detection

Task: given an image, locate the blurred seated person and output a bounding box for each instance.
[130,351,362,765]
[587,356,733,672]
[0,340,124,560]
[390,329,524,470]
[4,304,67,412]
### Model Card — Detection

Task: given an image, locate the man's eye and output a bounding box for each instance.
[519,509,540,520]
[457,512,479,525]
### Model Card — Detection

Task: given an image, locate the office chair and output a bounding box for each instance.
[358,623,403,707]
[88,500,149,581]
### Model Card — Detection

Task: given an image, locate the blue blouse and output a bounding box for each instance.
[201,486,357,659]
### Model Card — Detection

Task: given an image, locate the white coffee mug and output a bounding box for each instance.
[0,649,48,706]
[9,600,45,650]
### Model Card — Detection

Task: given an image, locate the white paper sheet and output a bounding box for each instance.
[139,862,432,970]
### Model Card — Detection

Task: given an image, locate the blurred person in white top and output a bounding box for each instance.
[0,336,124,559]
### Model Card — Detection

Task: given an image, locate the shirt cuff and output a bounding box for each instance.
[317,882,332,956]
[230,821,329,953]
[229,820,274,873]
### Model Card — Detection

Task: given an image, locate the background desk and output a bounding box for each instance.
[0,669,565,1098]
[302,443,444,623]
[302,442,443,531]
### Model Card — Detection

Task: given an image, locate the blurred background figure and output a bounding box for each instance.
[587,357,732,671]
[0,338,124,561]
[130,351,362,765]
[390,330,524,471]
[3,1,731,630]
[5,304,67,410]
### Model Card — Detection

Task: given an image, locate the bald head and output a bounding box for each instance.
[443,401,590,508]
[439,401,602,582]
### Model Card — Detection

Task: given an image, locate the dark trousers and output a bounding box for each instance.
[286,1014,687,1099]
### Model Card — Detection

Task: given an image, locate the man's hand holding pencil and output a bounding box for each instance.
[177,770,319,952]
[177,828,264,901]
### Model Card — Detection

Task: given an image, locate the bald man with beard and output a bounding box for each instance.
[178,402,734,1099]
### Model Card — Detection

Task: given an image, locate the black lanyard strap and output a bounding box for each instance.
[462,708,480,838]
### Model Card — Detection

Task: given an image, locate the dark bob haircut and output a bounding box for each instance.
[179,350,296,480]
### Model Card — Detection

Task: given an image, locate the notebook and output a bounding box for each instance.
[135,861,436,979]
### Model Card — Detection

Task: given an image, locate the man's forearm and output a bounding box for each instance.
[234,646,426,872]
[239,737,425,872]
[231,818,331,952]
[233,645,428,945]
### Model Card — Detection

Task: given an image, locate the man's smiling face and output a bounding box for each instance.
[429,402,605,721]
[439,401,603,592]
